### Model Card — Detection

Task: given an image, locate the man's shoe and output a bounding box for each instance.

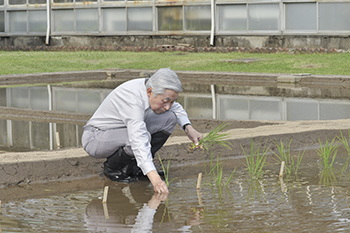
[104,162,135,183]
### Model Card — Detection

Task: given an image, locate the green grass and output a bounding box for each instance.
[1,51,350,75]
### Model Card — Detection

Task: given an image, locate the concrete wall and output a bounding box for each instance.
[2,35,350,50]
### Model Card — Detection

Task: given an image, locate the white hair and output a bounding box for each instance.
[146,68,183,96]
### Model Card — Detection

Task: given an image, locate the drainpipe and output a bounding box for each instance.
[211,84,216,119]
[47,84,53,150]
[210,0,215,46]
[45,0,50,45]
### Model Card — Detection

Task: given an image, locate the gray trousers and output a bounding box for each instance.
[82,109,177,158]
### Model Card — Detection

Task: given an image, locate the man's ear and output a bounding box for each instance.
[147,87,152,97]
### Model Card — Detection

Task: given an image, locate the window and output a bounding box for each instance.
[218,4,247,31]
[185,5,211,30]
[76,9,98,32]
[319,3,350,30]
[248,4,279,30]
[28,10,47,32]
[103,8,126,32]
[53,9,74,32]
[9,11,27,33]
[285,3,316,30]
[0,11,4,32]
[128,7,152,31]
[158,6,183,31]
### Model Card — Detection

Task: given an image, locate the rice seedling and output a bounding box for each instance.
[316,138,338,169]
[190,123,232,152]
[241,137,270,180]
[158,154,178,187]
[319,167,337,186]
[272,139,305,178]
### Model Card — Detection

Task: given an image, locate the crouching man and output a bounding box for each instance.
[82,68,202,193]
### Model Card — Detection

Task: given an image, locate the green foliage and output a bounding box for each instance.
[158,154,178,187]
[316,138,338,169]
[191,123,232,152]
[242,138,270,180]
[272,139,305,178]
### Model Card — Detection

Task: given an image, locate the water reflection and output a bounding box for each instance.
[1,84,350,151]
[85,186,168,232]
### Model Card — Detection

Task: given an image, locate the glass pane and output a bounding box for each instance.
[31,122,50,150]
[9,0,26,4]
[218,4,247,31]
[0,88,5,106]
[77,90,101,113]
[0,0,3,5]
[158,6,183,31]
[248,4,279,30]
[103,8,126,32]
[320,102,350,120]
[29,87,49,110]
[53,10,74,32]
[28,11,47,33]
[128,7,152,31]
[76,9,99,32]
[319,3,350,30]
[29,0,46,4]
[186,96,212,119]
[285,3,316,30]
[0,11,4,32]
[9,11,27,33]
[0,120,7,146]
[56,124,78,148]
[11,121,30,149]
[185,5,210,31]
[250,99,282,121]
[286,100,318,121]
[54,89,76,112]
[76,0,96,2]
[219,97,249,120]
[9,87,29,108]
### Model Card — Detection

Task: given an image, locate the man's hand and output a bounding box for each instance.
[185,125,203,148]
[147,170,169,193]
[148,192,168,209]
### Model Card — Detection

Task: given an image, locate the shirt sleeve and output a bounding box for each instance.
[115,83,156,175]
[171,102,191,129]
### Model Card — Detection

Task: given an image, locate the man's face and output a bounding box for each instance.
[147,88,178,114]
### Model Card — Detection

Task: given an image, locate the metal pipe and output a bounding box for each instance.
[47,84,53,150]
[210,0,215,46]
[211,84,216,119]
[45,0,50,45]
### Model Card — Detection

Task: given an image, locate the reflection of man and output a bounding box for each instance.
[82,68,202,193]
[84,185,168,232]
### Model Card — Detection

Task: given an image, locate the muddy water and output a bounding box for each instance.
[1,155,350,232]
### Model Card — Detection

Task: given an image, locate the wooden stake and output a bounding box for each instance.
[196,173,202,190]
[280,177,285,193]
[197,189,203,206]
[56,132,60,149]
[102,186,109,203]
[102,202,109,220]
[279,161,285,178]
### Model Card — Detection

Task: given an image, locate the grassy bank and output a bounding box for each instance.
[0,50,349,76]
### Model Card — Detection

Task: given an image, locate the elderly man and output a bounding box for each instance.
[82,68,202,193]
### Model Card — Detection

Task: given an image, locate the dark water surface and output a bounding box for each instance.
[1,155,350,232]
